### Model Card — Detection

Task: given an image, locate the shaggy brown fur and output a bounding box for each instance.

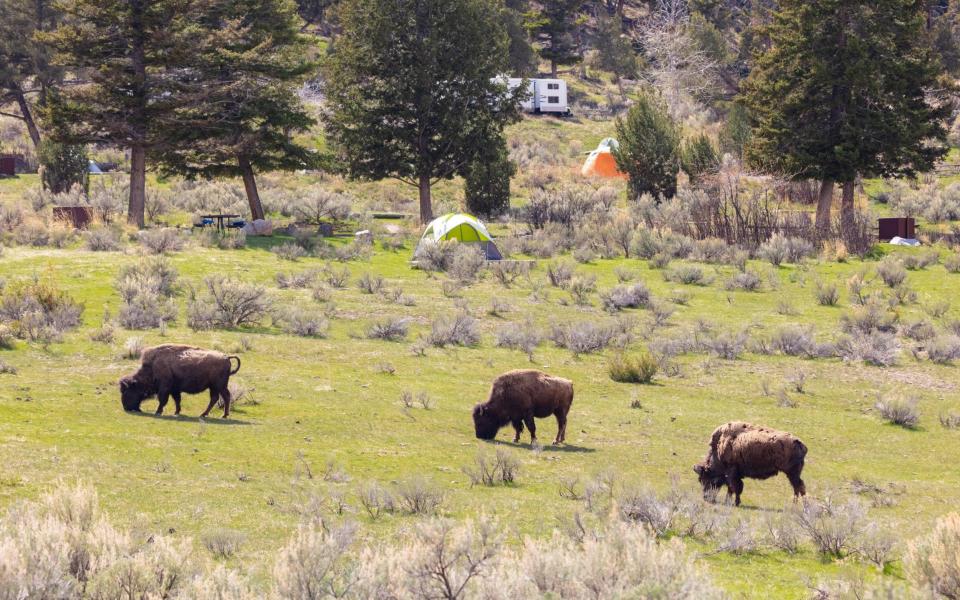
[472,369,573,444]
[693,421,807,506]
[119,344,240,418]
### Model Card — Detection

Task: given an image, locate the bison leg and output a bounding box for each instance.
[219,386,232,418]
[511,419,524,443]
[554,412,567,444]
[787,471,806,502]
[523,414,537,444]
[200,388,218,418]
[156,388,170,416]
[172,391,182,416]
[732,479,744,507]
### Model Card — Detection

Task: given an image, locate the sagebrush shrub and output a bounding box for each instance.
[608,353,658,384]
[905,512,960,599]
[546,260,575,288]
[875,395,920,428]
[0,277,84,342]
[463,449,521,486]
[115,258,179,329]
[272,242,308,261]
[793,497,866,558]
[815,281,840,306]
[601,282,651,312]
[368,317,409,341]
[876,258,907,287]
[187,276,270,330]
[202,528,246,559]
[836,331,899,367]
[724,270,761,291]
[428,312,480,347]
[357,272,384,295]
[495,320,543,360]
[277,306,329,337]
[926,335,960,364]
[84,226,122,251]
[139,228,186,254]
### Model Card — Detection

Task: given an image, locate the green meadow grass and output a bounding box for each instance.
[1,231,959,597]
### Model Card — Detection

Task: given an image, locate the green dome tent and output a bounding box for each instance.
[414,213,503,260]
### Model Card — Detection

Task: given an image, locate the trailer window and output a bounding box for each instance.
[547,96,560,103]
[547,83,559,90]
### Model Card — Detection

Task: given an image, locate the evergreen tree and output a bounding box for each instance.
[156,0,317,221]
[527,0,586,77]
[503,0,538,77]
[324,0,521,223]
[37,140,87,194]
[0,0,63,148]
[42,0,202,227]
[680,133,719,183]
[464,137,515,219]
[719,103,751,161]
[743,0,949,235]
[613,92,680,200]
[592,11,638,82]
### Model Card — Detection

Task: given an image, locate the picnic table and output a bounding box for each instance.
[199,214,241,232]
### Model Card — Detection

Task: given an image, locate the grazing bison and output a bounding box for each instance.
[119,344,240,418]
[693,421,807,506]
[472,369,573,445]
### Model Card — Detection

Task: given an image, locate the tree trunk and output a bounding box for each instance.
[14,90,42,148]
[550,58,557,78]
[418,173,433,224]
[239,156,265,221]
[815,179,834,235]
[840,180,855,237]
[128,145,146,228]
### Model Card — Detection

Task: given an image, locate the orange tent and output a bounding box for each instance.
[581,138,626,178]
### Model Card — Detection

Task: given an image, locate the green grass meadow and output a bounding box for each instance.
[2,229,960,596]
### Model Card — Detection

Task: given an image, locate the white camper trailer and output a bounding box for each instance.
[507,78,570,115]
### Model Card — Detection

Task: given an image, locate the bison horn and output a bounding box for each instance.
[693,464,704,475]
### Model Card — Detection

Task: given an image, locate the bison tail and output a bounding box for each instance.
[228,356,241,375]
[794,439,808,461]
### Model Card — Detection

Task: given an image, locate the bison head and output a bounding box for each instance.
[693,462,725,499]
[472,404,500,440]
[119,375,152,412]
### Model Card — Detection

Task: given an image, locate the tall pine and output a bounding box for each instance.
[743,0,949,235]
[43,0,201,227]
[156,0,317,221]
[526,0,585,77]
[324,0,520,223]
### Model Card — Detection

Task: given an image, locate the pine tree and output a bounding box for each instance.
[464,138,515,219]
[42,0,203,227]
[155,0,317,221]
[743,0,949,235]
[503,0,538,77]
[719,103,751,161]
[0,0,63,148]
[526,0,586,77]
[613,92,680,200]
[680,133,719,183]
[592,11,638,82]
[324,0,520,224]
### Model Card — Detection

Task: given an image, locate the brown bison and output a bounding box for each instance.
[472,369,573,445]
[693,421,807,506]
[119,344,240,418]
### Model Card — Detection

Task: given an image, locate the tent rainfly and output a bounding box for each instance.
[581,137,626,179]
[414,213,503,260]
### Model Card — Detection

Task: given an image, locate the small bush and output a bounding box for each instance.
[758,234,814,266]
[447,244,486,283]
[841,301,898,334]
[724,271,761,291]
[549,320,620,355]
[875,395,920,428]
[793,497,866,558]
[395,477,444,515]
[769,326,817,357]
[945,253,960,273]
[608,353,658,383]
[0,359,16,374]
[614,265,637,283]
[357,272,384,294]
[115,258,179,329]
[272,242,307,261]
[495,320,543,360]
[0,277,84,342]
[905,512,960,599]
[428,312,480,347]
[665,265,709,285]
[876,257,907,287]
[836,331,899,367]
[368,317,409,341]
[815,281,840,306]
[121,335,145,359]
[489,261,530,287]
[357,481,397,520]
[139,228,186,254]
[939,412,960,429]
[900,318,937,342]
[708,331,748,360]
[277,306,329,337]
[187,276,270,330]
[618,487,677,538]
[202,528,246,559]
[927,335,960,364]
[763,512,802,554]
[567,274,596,306]
[601,282,651,312]
[463,449,521,487]
[84,226,122,251]
[546,260,575,288]
[276,269,319,289]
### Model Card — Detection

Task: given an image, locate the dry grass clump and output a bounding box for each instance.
[905,512,960,599]
[608,353,658,384]
[463,448,521,486]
